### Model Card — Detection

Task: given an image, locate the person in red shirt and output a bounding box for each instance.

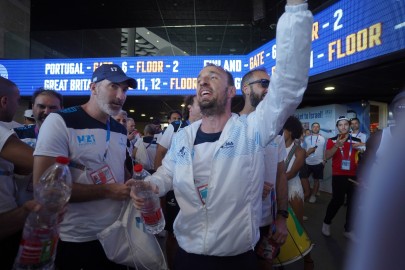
[321,116,361,240]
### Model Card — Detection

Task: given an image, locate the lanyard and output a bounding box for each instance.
[339,134,352,159]
[103,118,111,161]
[353,131,361,138]
[310,134,319,146]
[34,125,39,139]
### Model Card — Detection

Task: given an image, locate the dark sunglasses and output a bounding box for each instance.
[246,79,270,88]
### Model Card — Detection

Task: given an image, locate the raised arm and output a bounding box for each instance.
[253,0,313,146]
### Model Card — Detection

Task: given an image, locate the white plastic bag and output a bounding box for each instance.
[97,199,168,270]
[135,141,153,171]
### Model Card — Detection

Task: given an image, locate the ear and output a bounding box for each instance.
[242,84,250,96]
[228,86,236,98]
[0,96,7,108]
[90,82,97,95]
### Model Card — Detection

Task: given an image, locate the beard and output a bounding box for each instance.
[198,88,228,117]
[250,92,263,108]
[95,92,121,117]
[97,97,121,116]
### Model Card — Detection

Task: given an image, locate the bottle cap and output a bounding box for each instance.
[134,164,143,172]
[55,156,70,165]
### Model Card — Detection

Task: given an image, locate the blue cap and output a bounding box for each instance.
[91,64,137,89]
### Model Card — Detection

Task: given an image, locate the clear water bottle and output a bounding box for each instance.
[13,156,72,270]
[35,156,72,213]
[132,164,165,234]
[13,211,59,270]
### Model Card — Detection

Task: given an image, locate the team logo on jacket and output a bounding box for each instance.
[221,141,234,149]
[178,146,187,157]
[77,134,96,145]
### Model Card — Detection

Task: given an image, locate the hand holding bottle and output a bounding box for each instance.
[129,164,165,234]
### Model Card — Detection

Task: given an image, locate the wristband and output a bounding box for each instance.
[277,210,289,219]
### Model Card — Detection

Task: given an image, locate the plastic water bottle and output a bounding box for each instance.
[132,164,165,234]
[35,156,72,213]
[13,156,72,270]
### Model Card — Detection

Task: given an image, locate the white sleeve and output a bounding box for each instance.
[157,124,175,149]
[134,137,142,149]
[0,125,14,151]
[278,136,287,162]
[34,113,70,158]
[249,3,313,147]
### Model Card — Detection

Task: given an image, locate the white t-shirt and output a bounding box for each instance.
[134,136,158,171]
[34,106,127,242]
[261,135,287,226]
[0,123,18,213]
[303,134,326,165]
[157,124,175,149]
[157,121,189,150]
[351,131,367,151]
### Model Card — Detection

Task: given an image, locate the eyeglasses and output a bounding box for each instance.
[246,79,270,89]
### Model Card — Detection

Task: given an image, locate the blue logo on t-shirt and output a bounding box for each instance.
[77,134,96,145]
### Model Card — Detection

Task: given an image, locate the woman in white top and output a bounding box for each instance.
[283,116,314,269]
[283,116,306,223]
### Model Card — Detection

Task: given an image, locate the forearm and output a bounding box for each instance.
[276,168,288,212]
[325,146,338,160]
[154,145,168,169]
[69,183,108,202]
[1,135,34,175]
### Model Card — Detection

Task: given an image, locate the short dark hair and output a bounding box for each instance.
[32,87,63,107]
[311,122,320,128]
[241,68,268,100]
[183,95,196,120]
[144,124,156,136]
[167,110,182,120]
[350,117,360,123]
[283,116,303,140]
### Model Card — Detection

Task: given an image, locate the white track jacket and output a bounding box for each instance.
[148,3,313,256]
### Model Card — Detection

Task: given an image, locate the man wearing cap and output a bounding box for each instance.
[23,109,35,125]
[33,64,137,269]
[322,116,361,240]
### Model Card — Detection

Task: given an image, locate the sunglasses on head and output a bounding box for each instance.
[246,79,270,88]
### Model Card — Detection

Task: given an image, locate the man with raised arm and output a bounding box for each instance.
[132,1,312,268]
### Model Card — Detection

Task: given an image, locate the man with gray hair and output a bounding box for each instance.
[33,64,137,269]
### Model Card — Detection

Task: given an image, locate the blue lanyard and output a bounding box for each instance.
[103,118,111,161]
[339,134,352,159]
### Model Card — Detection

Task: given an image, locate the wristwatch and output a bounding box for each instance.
[277,209,289,219]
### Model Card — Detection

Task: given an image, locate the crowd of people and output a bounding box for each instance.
[0,0,402,269]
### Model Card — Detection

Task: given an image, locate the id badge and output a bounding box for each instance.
[341,159,351,170]
[197,184,208,205]
[90,164,116,184]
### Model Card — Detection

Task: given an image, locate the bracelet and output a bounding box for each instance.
[277,210,289,219]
